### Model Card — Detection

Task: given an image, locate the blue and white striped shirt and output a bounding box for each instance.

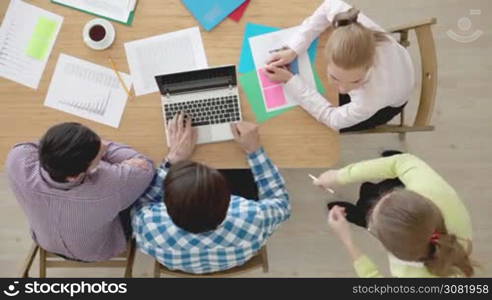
[131,148,290,274]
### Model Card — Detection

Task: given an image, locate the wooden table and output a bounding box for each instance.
[0,0,339,169]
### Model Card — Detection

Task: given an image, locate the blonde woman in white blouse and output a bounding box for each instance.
[265,0,415,132]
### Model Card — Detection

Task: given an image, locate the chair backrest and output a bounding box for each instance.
[389,18,438,127]
[153,246,269,278]
[20,239,136,278]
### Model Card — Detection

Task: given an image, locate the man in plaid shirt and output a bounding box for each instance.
[132,113,290,274]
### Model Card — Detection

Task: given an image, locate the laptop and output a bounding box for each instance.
[155,65,242,145]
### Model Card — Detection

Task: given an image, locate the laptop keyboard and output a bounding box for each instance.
[164,95,241,127]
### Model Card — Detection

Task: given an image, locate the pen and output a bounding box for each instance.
[268,46,289,54]
[108,56,133,100]
[308,174,335,194]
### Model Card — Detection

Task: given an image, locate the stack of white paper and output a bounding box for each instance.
[0,0,63,89]
[124,27,208,96]
[44,54,132,128]
[52,0,136,24]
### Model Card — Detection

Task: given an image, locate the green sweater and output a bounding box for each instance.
[337,154,473,277]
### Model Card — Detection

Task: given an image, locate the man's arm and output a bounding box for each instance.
[102,141,153,167]
[134,112,196,208]
[231,122,291,234]
[136,162,170,206]
[6,142,39,185]
[100,160,155,211]
[247,148,291,233]
[96,140,155,211]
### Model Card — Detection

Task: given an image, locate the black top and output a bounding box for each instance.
[155,65,237,96]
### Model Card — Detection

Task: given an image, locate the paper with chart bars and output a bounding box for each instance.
[44,54,132,128]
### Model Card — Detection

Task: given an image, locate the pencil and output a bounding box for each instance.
[308,174,335,194]
[108,56,132,99]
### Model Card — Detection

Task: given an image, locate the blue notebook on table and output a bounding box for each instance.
[182,0,246,31]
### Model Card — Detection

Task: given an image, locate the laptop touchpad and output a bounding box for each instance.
[197,126,213,144]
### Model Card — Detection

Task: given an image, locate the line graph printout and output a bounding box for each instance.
[124,27,208,96]
[44,54,132,128]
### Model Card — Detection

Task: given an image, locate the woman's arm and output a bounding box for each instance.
[287,0,355,54]
[328,206,384,277]
[336,154,458,200]
[287,2,333,55]
[283,75,376,130]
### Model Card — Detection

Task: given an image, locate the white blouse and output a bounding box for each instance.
[285,0,415,130]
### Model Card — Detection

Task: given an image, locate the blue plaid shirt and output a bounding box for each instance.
[131,148,290,274]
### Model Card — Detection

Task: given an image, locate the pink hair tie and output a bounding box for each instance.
[430,231,441,245]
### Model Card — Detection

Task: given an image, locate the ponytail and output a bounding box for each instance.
[332,7,360,28]
[371,189,476,277]
[425,233,475,277]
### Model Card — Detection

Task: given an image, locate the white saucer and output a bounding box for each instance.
[83,18,116,51]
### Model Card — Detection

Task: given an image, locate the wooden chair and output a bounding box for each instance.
[19,239,136,278]
[153,246,269,278]
[344,18,438,140]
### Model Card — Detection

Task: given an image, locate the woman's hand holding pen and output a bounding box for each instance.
[267,48,297,67]
[312,169,340,192]
[264,65,294,83]
[264,47,297,83]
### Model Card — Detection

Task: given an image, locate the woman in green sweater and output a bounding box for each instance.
[315,153,474,277]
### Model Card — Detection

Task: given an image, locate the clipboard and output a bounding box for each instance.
[51,0,137,26]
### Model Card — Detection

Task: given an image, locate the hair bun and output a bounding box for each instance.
[333,7,360,28]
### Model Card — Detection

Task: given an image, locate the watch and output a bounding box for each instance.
[163,158,172,169]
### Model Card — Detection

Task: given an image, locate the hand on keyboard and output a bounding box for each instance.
[164,96,241,127]
[166,112,197,164]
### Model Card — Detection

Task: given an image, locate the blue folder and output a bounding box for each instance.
[182,0,246,31]
[239,23,320,74]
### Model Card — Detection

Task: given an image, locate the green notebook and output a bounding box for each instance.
[51,0,136,26]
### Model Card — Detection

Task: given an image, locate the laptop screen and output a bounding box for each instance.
[155,65,237,95]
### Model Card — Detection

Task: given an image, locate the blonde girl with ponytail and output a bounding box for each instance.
[265,0,415,132]
[314,153,474,277]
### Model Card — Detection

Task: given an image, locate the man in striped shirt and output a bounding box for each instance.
[132,113,290,274]
[6,122,154,262]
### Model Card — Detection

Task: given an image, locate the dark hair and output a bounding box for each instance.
[39,122,101,182]
[164,161,231,234]
[332,7,360,28]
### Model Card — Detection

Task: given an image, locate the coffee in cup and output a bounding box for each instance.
[89,24,106,42]
[83,18,115,51]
